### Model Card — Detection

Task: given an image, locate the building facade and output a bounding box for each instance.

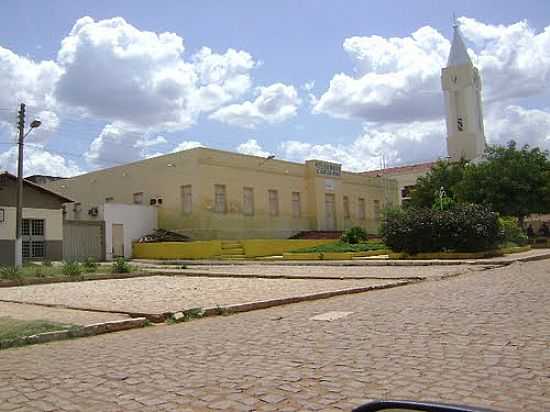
[0,172,71,265]
[46,147,397,240]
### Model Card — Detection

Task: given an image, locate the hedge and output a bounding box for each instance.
[381,204,501,254]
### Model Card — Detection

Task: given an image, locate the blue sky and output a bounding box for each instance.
[1,0,549,176]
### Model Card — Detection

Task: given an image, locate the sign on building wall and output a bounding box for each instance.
[314,161,341,177]
[0,208,4,223]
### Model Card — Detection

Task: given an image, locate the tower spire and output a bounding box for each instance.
[447,17,472,67]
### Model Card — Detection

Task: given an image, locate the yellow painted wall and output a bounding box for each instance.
[241,239,334,257]
[46,147,398,240]
[133,241,222,259]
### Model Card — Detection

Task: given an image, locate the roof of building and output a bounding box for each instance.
[0,171,74,203]
[448,24,473,66]
[361,161,436,177]
[25,174,66,182]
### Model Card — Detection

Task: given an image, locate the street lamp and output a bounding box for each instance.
[14,104,41,267]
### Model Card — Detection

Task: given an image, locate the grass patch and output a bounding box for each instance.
[288,240,386,254]
[4,264,78,279]
[0,317,72,342]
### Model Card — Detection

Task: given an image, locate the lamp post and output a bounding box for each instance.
[14,103,41,267]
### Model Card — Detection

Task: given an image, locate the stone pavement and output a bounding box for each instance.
[153,264,477,280]
[0,260,548,411]
[0,302,130,326]
[0,276,401,316]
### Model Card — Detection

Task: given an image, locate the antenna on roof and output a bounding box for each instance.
[452,12,459,29]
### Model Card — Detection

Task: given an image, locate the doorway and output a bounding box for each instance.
[112,224,124,258]
[324,193,336,230]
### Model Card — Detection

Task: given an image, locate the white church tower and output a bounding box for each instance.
[441,22,486,161]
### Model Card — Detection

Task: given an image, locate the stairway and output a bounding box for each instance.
[220,240,246,260]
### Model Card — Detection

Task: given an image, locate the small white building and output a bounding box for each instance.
[64,202,157,260]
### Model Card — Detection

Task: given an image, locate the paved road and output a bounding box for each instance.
[0,260,548,412]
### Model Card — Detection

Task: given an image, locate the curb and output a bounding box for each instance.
[166,279,413,323]
[0,317,148,350]
[0,271,181,288]
[145,269,424,281]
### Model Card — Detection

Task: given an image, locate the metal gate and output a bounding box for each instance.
[63,220,105,261]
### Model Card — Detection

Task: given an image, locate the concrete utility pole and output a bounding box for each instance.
[14,103,41,267]
[14,103,25,267]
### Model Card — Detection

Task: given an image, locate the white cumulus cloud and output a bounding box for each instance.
[236,139,271,157]
[85,124,169,167]
[315,18,550,124]
[55,16,257,131]
[210,83,301,128]
[0,144,82,177]
[171,140,203,153]
[280,120,446,172]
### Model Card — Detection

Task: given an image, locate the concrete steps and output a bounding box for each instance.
[221,241,246,260]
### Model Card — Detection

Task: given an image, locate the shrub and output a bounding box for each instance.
[381,204,501,254]
[62,261,82,277]
[341,226,368,244]
[33,267,46,278]
[0,266,22,281]
[83,257,99,273]
[112,257,130,274]
[42,259,53,267]
[498,216,528,246]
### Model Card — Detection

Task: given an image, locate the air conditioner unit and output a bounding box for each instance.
[88,207,99,217]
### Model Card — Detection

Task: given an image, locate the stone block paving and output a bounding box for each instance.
[0,276,399,315]
[166,264,475,279]
[0,260,549,411]
[0,302,130,326]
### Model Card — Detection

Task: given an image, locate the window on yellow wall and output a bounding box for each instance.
[343,196,350,219]
[374,199,381,222]
[292,192,301,218]
[214,185,226,213]
[358,198,366,220]
[181,185,192,215]
[268,189,279,216]
[243,187,254,216]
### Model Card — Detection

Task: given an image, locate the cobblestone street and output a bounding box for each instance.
[0,260,549,411]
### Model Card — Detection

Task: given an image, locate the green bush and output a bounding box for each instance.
[42,259,53,267]
[498,216,528,246]
[62,261,82,277]
[83,257,99,273]
[0,266,22,281]
[381,204,501,254]
[341,226,368,244]
[112,257,130,274]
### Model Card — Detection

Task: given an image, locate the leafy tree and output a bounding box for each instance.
[455,141,550,224]
[408,160,466,208]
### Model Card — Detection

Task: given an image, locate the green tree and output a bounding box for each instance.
[455,141,550,224]
[408,159,466,208]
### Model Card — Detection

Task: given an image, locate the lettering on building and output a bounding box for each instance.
[314,161,341,177]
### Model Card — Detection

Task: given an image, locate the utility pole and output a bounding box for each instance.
[14,103,25,267]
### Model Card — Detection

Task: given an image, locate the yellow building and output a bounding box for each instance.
[45,147,397,240]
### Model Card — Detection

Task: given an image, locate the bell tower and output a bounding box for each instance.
[441,21,486,161]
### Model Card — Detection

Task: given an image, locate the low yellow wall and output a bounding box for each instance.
[242,239,334,258]
[133,241,222,260]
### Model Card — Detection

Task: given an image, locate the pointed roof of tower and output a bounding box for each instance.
[447,21,472,66]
